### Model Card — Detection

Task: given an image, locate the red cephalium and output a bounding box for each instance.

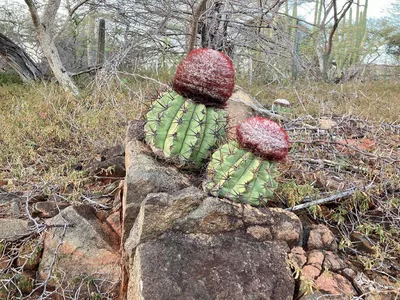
[236,116,290,161]
[172,48,235,107]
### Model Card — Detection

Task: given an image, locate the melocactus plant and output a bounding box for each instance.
[144,48,234,168]
[203,116,290,206]
[172,48,235,108]
[144,91,227,168]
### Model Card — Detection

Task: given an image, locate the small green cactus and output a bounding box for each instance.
[144,91,227,167]
[203,141,280,206]
[203,116,290,206]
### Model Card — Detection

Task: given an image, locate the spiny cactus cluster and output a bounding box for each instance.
[144,91,227,167]
[144,48,233,167]
[203,117,290,206]
[143,47,290,206]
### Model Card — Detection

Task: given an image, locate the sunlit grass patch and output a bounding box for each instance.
[237,79,400,123]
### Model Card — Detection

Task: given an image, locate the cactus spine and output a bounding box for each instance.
[203,141,279,206]
[145,91,227,167]
[203,117,290,206]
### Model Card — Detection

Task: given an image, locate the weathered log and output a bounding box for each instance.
[0,33,44,83]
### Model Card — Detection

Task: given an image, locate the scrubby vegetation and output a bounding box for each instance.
[0,71,399,297]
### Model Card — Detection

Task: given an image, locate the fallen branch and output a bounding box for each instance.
[69,65,102,77]
[286,185,374,211]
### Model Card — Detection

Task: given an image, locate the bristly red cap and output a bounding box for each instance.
[236,116,290,161]
[172,48,235,108]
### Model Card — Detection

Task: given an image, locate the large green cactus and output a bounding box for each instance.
[144,91,227,167]
[203,141,280,206]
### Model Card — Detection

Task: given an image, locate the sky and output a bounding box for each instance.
[368,0,396,18]
[298,0,396,21]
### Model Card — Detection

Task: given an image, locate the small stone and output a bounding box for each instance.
[301,265,321,281]
[307,224,337,251]
[323,251,347,272]
[341,268,357,280]
[350,231,375,253]
[100,144,125,158]
[314,272,356,296]
[319,118,338,130]
[288,247,307,269]
[272,220,302,248]
[0,219,31,242]
[307,250,324,267]
[246,226,272,241]
[272,99,292,114]
[88,156,126,178]
[274,99,291,106]
[32,201,70,218]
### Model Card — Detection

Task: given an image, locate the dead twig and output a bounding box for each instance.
[286,184,375,211]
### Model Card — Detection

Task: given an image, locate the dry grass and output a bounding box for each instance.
[238,79,400,123]
[1,76,398,194]
[0,77,157,194]
[0,72,399,298]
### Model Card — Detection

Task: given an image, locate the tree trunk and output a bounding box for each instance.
[0,33,44,82]
[97,19,106,65]
[24,0,79,96]
[86,11,97,67]
[187,0,208,52]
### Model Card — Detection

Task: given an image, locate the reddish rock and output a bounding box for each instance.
[314,272,357,296]
[39,205,121,295]
[106,210,122,238]
[307,224,337,251]
[301,265,321,281]
[288,247,307,269]
[307,250,324,267]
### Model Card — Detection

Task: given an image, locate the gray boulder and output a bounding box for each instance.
[0,218,31,242]
[123,122,191,242]
[129,231,294,300]
[124,186,206,254]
